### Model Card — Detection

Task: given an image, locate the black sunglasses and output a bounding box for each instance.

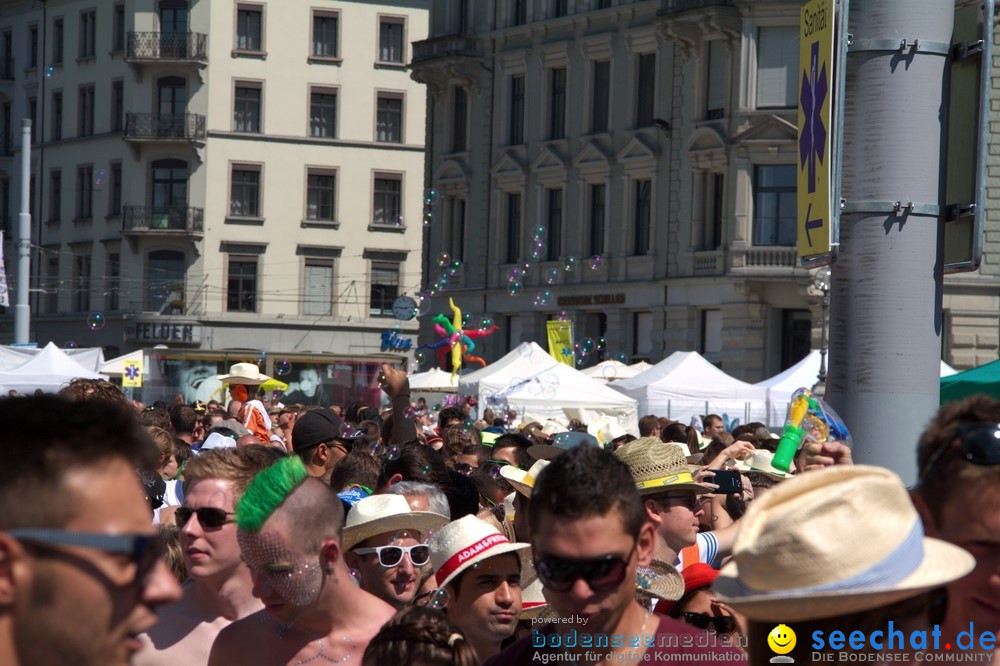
[6,528,167,585]
[651,494,700,511]
[535,543,636,593]
[920,422,1000,481]
[176,506,235,529]
[681,612,735,634]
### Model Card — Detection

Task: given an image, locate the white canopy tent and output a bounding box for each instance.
[0,342,108,393]
[630,361,653,373]
[581,360,643,382]
[407,368,458,391]
[610,351,769,424]
[100,350,144,377]
[459,342,639,434]
[0,344,104,372]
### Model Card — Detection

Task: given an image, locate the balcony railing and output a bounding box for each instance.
[658,0,735,15]
[126,32,208,63]
[744,246,798,269]
[123,206,204,235]
[0,58,13,80]
[411,34,481,64]
[124,113,206,142]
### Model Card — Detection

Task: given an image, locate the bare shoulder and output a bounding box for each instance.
[208,610,266,665]
[357,595,397,640]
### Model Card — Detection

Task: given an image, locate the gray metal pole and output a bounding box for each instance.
[826,1,952,485]
[14,119,31,345]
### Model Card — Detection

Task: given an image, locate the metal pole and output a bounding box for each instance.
[818,293,828,384]
[14,119,31,344]
[825,0,952,484]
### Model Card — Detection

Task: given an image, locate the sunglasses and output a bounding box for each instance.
[353,544,430,568]
[920,422,1000,481]
[651,494,700,511]
[6,528,167,585]
[175,506,235,529]
[681,612,736,634]
[535,543,636,592]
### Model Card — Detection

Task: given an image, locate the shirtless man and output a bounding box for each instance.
[136,446,282,665]
[208,457,395,666]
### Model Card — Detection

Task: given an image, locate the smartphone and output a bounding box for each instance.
[708,469,743,495]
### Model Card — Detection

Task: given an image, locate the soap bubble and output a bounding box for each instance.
[437,252,450,267]
[589,255,604,270]
[580,338,595,354]
[557,310,571,322]
[425,188,438,205]
[530,241,545,260]
[614,352,629,363]
[545,268,560,285]
[602,365,618,379]
[86,312,106,331]
[564,256,577,272]
[508,266,523,281]
[532,225,546,241]
[416,292,432,315]
[508,281,523,297]
[275,360,291,376]
[448,260,463,276]
[596,337,607,351]
[385,446,401,462]
[414,349,428,366]
[532,290,552,307]
[64,340,77,349]
[94,169,107,186]
[428,588,450,610]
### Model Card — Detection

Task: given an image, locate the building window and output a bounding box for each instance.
[376,94,402,143]
[147,249,185,312]
[236,5,263,52]
[591,60,610,133]
[113,4,125,52]
[633,311,653,356]
[700,310,723,363]
[112,80,124,132]
[303,259,334,316]
[227,257,258,312]
[634,179,651,255]
[230,165,261,218]
[512,0,527,26]
[73,254,91,312]
[107,252,120,311]
[546,188,562,260]
[509,75,524,145]
[53,17,64,64]
[370,263,399,318]
[781,310,812,370]
[79,9,96,59]
[109,161,122,216]
[306,170,336,222]
[373,174,402,227]
[595,0,611,8]
[78,84,95,137]
[452,86,467,152]
[753,165,796,245]
[553,0,568,18]
[312,11,338,58]
[706,40,726,119]
[505,192,521,264]
[48,170,61,223]
[234,84,261,133]
[449,198,465,260]
[51,91,62,141]
[152,158,188,214]
[309,90,337,138]
[379,19,404,63]
[635,53,655,127]
[756,26,798,109]
[706,173,724,249]
[549,67,566,140]
[589,183,605,256]
[29,24,38,68]
[44,257,59,314]
[76,165,93,220]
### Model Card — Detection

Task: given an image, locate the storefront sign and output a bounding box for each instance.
[126,322,202,344]
[380,330,413,352]
[555,293,626,307]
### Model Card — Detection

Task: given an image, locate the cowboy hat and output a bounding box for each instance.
[429,515,534,590]
[341,494,449,551]
[713,465,975,622]
[615,437,715,495]
[216,362,271,385]
[527,431,600,460]
[499,459,550,498]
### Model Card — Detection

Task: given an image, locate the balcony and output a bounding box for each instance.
[729,246,800,276]
[412,34,481,63]
[126,32,208,64]
[658,0,735,15]
[122,206,204,238]
[410,34,483,88]
[124,113,206,143]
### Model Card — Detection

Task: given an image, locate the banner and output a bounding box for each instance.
[122,359,143,388]
[546,320,574,367]
[0,231,9,308]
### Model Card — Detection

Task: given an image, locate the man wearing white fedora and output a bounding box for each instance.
[429,515,532,662]
[342,495,448,610]
[216,363,272,443]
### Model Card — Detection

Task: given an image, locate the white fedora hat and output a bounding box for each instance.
[499,459,550,498]
[519,577,550,619]
[713,465,975,622]
[429,515,534,590]
[216,362,271,385]
[341,494,449,551]
[734,448,794,480]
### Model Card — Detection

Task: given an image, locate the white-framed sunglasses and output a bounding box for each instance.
[352,544,430,568]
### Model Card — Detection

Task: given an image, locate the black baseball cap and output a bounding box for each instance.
[292,409,365,452]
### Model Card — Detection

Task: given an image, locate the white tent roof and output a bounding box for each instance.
[610,351,768,424]
[0,342,108,393]
[581,360,643,381]
[407,367,458,391]
[459,342,638,434]
[940,360,957,377]
[629,361,654,373]
[0,344,104,372]
[101,350,144,377]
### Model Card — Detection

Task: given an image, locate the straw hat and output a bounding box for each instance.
[735,448,794,480]
[216,362,271,385]
[519,577,550,619]
[528,431,600,460]
[429,515,534,589]
[615,437,715,495]
[499,459,550,497]
[634,559,684,604]
[341,495,449,551]
[713,465,975,621]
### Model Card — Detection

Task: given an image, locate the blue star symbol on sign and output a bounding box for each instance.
[799,40,828,194]
[125,365,140,380]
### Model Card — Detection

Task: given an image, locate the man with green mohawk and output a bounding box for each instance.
[208,456,396,665]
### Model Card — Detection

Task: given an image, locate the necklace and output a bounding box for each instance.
[258,612,356,664]
[294,635,355,665]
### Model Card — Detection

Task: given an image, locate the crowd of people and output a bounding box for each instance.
[0,360,996,666]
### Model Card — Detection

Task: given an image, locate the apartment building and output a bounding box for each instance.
[410,0,1000,381]
[0,0,429,400]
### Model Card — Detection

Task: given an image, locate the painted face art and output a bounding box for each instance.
[238,529,324,607]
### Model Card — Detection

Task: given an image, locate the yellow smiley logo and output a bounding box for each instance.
[767,624,796,655]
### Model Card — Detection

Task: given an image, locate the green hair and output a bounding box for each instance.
[236,455,308,532]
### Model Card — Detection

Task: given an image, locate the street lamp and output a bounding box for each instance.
[812,266,831,395]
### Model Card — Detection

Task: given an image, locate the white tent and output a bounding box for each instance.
[459,342,639,434]
[101,350,144,377]
[582,360,643,382]
[610,351,769,424]
[630,361,654,373]
[0,342,108,393]
[407,368,458,392]
[0,344,105,372]
[940,360,957,377]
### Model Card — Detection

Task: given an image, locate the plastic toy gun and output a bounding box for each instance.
[772,388,851,472]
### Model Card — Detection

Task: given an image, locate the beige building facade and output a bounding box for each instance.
[0,0,429,370]
[411,0,1000,381]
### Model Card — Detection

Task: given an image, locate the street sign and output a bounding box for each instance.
[122,359,143,388]
[797,0,836,264]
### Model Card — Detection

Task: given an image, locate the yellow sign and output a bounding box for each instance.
[546,320,574,367]
[122,359,143,388]
[797,0,834,261]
